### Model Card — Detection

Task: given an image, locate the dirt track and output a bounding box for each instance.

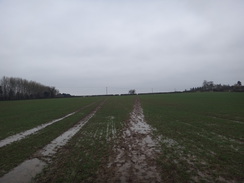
[96,99,161,183]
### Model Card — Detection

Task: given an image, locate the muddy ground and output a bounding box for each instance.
[95,99,162,183]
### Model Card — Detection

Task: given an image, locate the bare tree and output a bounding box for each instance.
[0,76,59,100]
[128,89,136,95]
[0,85,3,100]
[202,80,214,91]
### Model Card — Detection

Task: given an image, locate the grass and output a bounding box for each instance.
[140,92,244,182]
[0,97,100,140]
[0,100,99,177]
[35,96,135,183]
[1,93,243,182]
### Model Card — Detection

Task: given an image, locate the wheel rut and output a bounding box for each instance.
[96,99,161,183]
[0,102,96,148]
[0,101,105,183]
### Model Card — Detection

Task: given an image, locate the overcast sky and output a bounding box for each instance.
[0,0,243,95]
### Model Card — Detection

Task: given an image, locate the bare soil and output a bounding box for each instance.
[95,99,161,183]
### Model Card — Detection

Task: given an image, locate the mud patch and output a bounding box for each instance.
[96,99,161,183]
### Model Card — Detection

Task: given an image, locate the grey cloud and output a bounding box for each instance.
[0,0,243,95]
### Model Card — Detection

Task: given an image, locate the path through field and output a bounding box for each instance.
[0,102,104,183]
[96,99,161,183]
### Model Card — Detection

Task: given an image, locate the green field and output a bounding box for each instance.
[0,97,100,140]
[140,92,244,182]
[0,93,243,182]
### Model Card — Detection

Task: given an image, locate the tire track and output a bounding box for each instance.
[0,101,105,183]
[0,102,96,148]
[96,99,161,183]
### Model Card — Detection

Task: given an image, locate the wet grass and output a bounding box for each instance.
[1,93,243,182]
[0,103,97,177]
[0,97,100,140]
[35,96,135,183]
[140,92,244,182]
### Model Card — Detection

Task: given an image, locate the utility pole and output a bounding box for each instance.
[106,87,108,95]
[152,88,153,93]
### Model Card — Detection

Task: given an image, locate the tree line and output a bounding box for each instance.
[189,80,243,92]
[0,76,59,100]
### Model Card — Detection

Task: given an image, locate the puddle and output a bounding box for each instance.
[0,102,98,148]
[0,112,76,148]
[0,158,46,183]
[97,99,161,182]
[0,103,104,183]
[38,109,99,157]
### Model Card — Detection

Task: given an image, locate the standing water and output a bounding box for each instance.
[0,112,75,148]
[96,99,161,182]
[0,103,103,183]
